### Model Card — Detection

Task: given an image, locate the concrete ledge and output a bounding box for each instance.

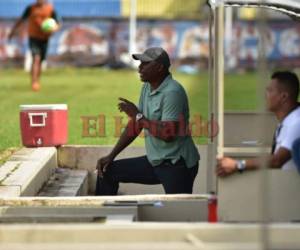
[0,194,210,206]
[0,148,57,197]
[0,195,209,222]
[0,198,208,222]
[0,206,137,223]
[0,223,299,248]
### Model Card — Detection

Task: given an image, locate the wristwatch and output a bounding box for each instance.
[135,113,144,122]
[236,159,246,173]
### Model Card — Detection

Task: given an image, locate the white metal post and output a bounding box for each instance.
[215,4,225,158]
[207,7,216,193]
[129,0,137,66]
[225,6,234,70]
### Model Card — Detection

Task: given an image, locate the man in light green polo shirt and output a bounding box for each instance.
[95,47,200,195]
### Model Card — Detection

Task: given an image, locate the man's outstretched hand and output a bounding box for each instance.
[118,97,139,118]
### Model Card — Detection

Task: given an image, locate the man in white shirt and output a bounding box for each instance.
[217,71,300,176]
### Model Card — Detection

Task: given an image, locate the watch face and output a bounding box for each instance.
[136,113,143,121]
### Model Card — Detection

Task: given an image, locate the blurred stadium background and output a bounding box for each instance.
[0,0,299,154]
[1,0,300,70]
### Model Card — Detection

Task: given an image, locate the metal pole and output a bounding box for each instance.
[257,2,270,249]
[214,4,225,159]
[129,0,137,60]
[225,6,233,71]
[208,7,216,193]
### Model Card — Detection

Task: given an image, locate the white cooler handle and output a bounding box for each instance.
[28,112,47,127]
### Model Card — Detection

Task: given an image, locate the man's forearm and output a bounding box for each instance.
[244,158,260,170]
[138,118,178,142]
[242,155,284,171]
[10,19,23,37]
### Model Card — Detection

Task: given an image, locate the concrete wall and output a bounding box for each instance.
[224,112,277,147]
[58,145,210,195]
[218,169,300,222]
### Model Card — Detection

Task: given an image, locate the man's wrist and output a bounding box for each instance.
[135,112,144,122]
[236,159,246,173]
[108,152,116,160]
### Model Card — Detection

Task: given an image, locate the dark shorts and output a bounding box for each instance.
[29,37,48,61]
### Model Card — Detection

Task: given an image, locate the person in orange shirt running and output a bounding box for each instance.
[8,0,60,91]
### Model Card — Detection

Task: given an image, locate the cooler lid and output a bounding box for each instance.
[20,104,68,110]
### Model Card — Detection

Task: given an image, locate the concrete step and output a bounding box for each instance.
[0,148,57,197]
[38,168,88,196]
[0,206,137,223]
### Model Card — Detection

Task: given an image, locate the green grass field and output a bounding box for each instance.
[0,67,259,153]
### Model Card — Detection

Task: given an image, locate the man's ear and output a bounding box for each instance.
[281,92,289,102]
[157,64,164,72]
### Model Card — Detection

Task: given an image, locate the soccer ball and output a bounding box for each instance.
[41,18,57,33]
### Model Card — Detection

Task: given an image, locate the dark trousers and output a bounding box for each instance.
[95,155,198,195]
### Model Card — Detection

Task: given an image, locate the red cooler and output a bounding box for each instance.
[20,104,68,147]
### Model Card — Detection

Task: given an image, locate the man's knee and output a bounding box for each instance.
[95,174,119,196]
[32,54,41,62]
[102,163,115,180]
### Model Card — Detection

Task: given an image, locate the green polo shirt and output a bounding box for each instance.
[138,74,200,168]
